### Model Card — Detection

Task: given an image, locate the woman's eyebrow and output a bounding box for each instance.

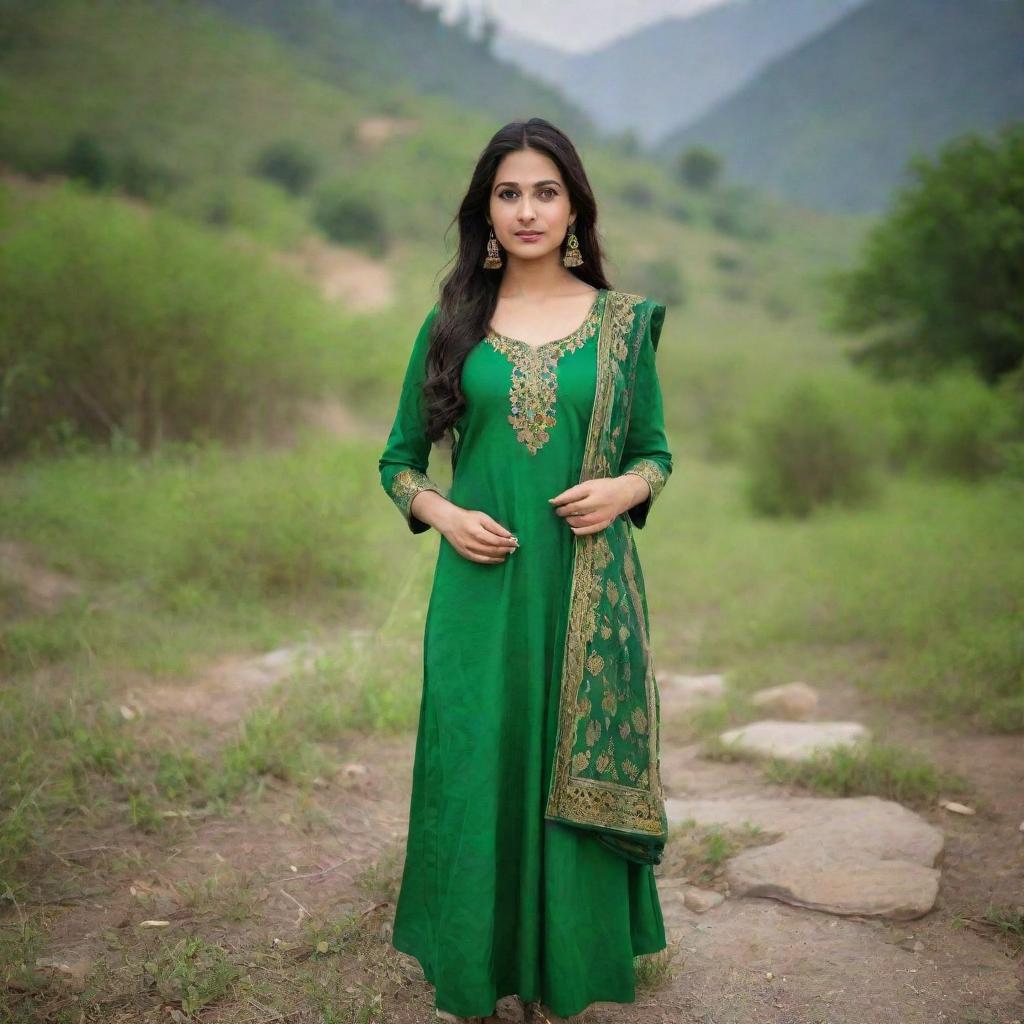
[493,180,561,189]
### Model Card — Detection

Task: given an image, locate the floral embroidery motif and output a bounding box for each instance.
[389,467,442,524]
[545,290,669,857]
[622,458,668,507]
[484,291,605,455]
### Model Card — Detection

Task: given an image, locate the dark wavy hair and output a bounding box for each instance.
[422,117,611,445]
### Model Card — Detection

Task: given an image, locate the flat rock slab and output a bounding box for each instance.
[719,718,869,760]
[656,893,1021,1023]
[665,795,944,920]
[658,672,727,717]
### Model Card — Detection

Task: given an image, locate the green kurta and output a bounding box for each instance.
[378,288,671,1018]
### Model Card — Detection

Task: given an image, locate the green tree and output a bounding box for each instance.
[677,145,722,190]
[827,124,1024,384]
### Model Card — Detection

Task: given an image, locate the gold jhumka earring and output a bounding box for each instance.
[562,220,583,267]
[483,226,503,269]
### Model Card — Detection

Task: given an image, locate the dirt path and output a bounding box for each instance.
[655,719,1023,1022]
[6,635,1023,1023]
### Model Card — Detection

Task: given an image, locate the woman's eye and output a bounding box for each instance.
[499,188,558,199]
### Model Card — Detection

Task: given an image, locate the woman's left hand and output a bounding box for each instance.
[548,476,650,535]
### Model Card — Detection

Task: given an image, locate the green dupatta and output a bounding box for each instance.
[542,290,672,865]
[379,290,673,865]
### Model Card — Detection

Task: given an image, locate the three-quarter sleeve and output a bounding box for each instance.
[378,304,447,534]
[620,301,672,530]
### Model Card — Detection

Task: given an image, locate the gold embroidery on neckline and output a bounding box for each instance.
[484,290,605,455]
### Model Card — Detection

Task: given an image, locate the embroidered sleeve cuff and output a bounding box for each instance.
[621,459,669,529]
[389,468,445,534]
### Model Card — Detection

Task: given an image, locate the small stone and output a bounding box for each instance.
[750,682,819,720]
[938,800,975,815]
[682,886,725,913]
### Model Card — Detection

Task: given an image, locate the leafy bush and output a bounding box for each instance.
[665,202,694,223]
[252,139,318,195]
[312,181,388,255]
[887,369,1019,478]
[676,145,722,190]
[744,380,878,517]
[61,132,112,188]
[619,180,655,209]
[118,150,182,200]
[0,181,341,454]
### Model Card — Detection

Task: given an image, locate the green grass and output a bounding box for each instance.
[762,741,973,807]
[0,438,376,666]
[0,432,437,883]
[982,903,1024,956]
[656,817,775,888]
[142,935,244,1014]
[641,461,1024,734]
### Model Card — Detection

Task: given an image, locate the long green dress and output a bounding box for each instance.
[378,288,670,1018]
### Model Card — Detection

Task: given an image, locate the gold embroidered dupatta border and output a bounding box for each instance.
[543,290,668,865]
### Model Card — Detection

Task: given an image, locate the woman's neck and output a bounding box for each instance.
[497,252,583,300]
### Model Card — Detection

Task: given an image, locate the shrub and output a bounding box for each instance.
[619,180,655,209]
[61,132,112,188]
[312,182,388,255]
[677,145,722,190]
[252,140,317,196]
[887,369,1018,478]
[710,184,772,241]
[744,380,877,517]
[0,182,340,455]
[118,150,182,200]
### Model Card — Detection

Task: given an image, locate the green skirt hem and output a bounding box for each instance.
[390,932,669,1019]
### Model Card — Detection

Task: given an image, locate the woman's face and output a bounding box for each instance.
[487,147,575,264]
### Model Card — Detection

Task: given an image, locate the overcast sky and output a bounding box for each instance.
[424,0,735,54]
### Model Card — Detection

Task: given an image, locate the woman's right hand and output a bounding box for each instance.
[441,508,519,564]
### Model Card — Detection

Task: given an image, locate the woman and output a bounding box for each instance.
[377,117,673,1024]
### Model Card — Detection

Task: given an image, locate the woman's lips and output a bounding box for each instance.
[515,232,543,242]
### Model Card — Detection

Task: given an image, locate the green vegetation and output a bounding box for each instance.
[0,0,1021,1018]
[0,181,353,455]
[640,462,1024,734]
[829,125,1024,384]
[743,377,879,518]
[762,742,972,808]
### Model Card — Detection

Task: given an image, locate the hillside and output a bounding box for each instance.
[0,0,528,247]
[202,0,596,141]
[0,0,879,444]
[493,0,867,147]
[659,0,1024,213]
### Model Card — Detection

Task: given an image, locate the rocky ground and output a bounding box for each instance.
[3,644,1022,1023]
